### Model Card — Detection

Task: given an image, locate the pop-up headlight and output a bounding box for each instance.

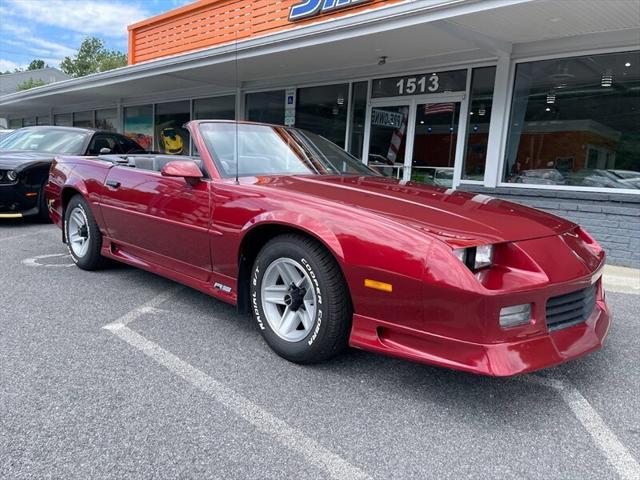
[453,244,494,271]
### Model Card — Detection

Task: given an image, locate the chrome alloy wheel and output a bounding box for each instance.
[67,206,90,258]
[260,258,318,342]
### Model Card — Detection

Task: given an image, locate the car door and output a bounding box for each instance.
[99,160,212,281]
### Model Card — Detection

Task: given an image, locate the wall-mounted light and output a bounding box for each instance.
[377,56,387,66]
[601,70,613,87]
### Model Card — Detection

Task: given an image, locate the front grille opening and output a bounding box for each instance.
[545,284,597,331]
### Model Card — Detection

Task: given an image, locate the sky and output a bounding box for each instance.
[0,0,194,72]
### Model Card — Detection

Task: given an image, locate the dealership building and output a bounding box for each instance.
[0,0,638,267]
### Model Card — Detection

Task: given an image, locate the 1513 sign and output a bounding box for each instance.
[372,70,467,98]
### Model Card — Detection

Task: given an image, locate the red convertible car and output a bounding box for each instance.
[45,121,610,376]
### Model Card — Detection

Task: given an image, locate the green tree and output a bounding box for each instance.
[60,37,127,77]
[16,78,48,91]
[27,59,47,70]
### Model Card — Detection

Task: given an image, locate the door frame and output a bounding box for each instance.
[363,92,468,183]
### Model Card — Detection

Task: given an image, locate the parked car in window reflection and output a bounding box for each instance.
[566,169,636,189]
[510,169,567,185]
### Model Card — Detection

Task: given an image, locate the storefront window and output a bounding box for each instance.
[36,116,49,126]
[124,105,153,152]
[349,82,367,159]
[8,119,22,129]
[246,90,285,125]
[23,117,36,127]
[295,83,349,147]
[96,108,118,131]
[73,111,94,128]
[155,101,190,155]
[462,66,496,181]
[54,113,72,126]
[504,50,640,189]
[194,95,235,120]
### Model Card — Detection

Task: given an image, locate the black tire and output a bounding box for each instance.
[250,234,352,364]
[36,186,51,223]
[64,195,107,270]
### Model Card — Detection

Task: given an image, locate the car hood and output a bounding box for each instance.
[253,175,576,246]
[0,151,55,170]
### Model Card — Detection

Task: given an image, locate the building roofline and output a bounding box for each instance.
[0,0,529,107]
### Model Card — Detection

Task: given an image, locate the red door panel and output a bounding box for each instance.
[100,166,212,280]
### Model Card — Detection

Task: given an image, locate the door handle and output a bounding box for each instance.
[106,180,121,189]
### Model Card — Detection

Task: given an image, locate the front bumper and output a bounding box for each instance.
[0,184,41,217]
[349,276,610,377]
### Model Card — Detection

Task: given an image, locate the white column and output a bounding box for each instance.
[483,53,511,188]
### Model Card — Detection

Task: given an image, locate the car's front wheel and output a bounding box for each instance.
[250,234,352,363]
[64,195,106,270]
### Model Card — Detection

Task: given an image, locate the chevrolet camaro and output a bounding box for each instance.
[45,120,610,376]
[0,126,144,220]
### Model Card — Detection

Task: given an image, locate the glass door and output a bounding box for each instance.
[410,102,460,187]
[365,94,464,187]
[366,104,409,179]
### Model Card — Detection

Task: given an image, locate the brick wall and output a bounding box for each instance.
[460,186,640,269]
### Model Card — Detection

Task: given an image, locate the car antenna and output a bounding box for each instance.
[234,25,239,185]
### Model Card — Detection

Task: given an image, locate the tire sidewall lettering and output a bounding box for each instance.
[252,255,324,346]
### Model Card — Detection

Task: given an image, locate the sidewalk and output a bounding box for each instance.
[603,265,640,295]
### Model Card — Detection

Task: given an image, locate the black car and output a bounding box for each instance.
[0,126,145,220]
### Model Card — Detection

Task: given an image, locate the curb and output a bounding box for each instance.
[603,265,640,295]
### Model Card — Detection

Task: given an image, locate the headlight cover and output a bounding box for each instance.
[6,170,18,182]
[453,244,494,271]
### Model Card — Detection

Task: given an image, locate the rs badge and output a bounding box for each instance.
[289,0,371,22]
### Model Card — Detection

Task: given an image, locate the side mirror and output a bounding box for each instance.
[160,160,203,184]
[99,147,111,154]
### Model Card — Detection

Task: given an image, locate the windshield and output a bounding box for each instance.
[199,122,375,178]
[0,128,89,154]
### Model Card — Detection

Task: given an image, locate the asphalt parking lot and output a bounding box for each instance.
[1,221,639,480]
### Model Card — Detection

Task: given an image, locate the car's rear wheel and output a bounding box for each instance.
[64,195,106,270]
[250,234,352,363]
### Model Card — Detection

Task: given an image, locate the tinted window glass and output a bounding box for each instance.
[87,135,119,155]
[504,51,639,189]
[349,81,368,160]
[124,105,153,152]
[194,96,235,120]
[462,66,496,181]
[295,83,348,147]
[155,101,190,155]
[246,90,285,125]
[73,111,94,128]
[96,108,118,131]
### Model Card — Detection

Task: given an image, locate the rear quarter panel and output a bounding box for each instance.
[46,156,112,231]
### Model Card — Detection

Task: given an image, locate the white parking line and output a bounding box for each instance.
[522,375,640,480]
[103,288,371,480]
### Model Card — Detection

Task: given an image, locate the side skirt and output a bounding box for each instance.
[101,237,238,307]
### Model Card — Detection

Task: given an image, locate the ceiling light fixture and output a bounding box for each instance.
[625,62,631,67]
[546,92,556,104]
[545,107,551,112]
[478,104,486,116]
[601,70,613,87]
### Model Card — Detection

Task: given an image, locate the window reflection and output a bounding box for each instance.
[504,51,639,189]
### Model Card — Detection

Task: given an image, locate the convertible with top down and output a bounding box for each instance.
[45,120,610,376]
